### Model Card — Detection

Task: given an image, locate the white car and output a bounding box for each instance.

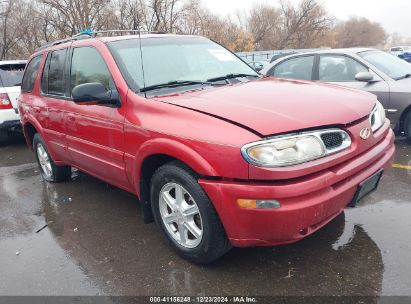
[0,60,27,143]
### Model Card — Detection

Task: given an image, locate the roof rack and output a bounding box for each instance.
[35,29,165,52]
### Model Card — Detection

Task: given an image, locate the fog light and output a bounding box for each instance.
[256,200,281,209]
[237,199,281,209]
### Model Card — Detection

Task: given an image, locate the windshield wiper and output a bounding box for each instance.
[140,80,221,92]
[207,73,260,83]
[395,73,411,80]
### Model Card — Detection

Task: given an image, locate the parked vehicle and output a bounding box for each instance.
[0,60,27,143]
[270,51,298,63]
[398,52,411,62]
[247,60,269,72]
[20,33,394,263]
[262,48,411,141]
[389,46,409,57]
[389,46,411,62]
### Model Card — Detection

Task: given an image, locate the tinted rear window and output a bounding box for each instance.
[21,56,41,92]
[0,64,26,87]
[46,49,67,96]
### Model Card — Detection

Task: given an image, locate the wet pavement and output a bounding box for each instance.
[0,135,411,297]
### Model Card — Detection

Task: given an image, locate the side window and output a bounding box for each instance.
[319,55,368,82]
[21,56,42,92]
[47,49,67,95]
[40,54,49,94]
[70,47,114,93]
[270,56,315,80]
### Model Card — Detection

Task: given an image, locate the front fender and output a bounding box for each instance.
[131,137,218,196]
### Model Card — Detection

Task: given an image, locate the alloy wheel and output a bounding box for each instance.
[36,143,52,179]
[159,182,203,248]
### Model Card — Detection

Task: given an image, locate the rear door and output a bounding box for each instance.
[39,48,70,162]
[64,45,129,189]
[316,54,390,107]
[0,62,26,110]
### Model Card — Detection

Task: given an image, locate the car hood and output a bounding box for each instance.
[154,78,376,136]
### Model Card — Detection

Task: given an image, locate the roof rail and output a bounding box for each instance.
[93,30,164,36]
[35,34,91,52]
[35,29,165,52]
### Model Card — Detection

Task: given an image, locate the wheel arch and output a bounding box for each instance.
[22,119,42,150]
[399,104,411,134]
[133,138,218,223]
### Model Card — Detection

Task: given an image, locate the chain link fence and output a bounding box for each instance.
[236,48,330,62]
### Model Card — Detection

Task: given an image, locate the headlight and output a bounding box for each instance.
[241,129,351,167]
[370,101,386,132]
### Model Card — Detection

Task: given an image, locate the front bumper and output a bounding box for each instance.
[199,128,395,247]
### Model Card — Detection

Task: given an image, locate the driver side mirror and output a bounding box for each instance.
[355,71,375,82]
[254,63,264,72]
[72,83,120,107]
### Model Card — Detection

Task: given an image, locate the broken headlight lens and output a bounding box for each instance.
[241,129,351,167]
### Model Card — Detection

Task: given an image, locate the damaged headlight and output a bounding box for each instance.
[241,129,351,167]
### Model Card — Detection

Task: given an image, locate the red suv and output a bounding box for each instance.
[19,32,395,263]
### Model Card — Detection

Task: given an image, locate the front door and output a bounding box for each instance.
[64,46,130,190]
[318,54,390,108]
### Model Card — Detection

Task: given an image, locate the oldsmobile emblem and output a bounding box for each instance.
[359,127,371,140]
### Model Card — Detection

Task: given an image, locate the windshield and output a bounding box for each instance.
[107,37,258,92]
[358,50,411,80]
[0,63,26,87]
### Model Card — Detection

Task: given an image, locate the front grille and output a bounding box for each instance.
[321,132,344,150]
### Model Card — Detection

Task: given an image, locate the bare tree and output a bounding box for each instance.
[242,0,333,51]
[39,0,112,36]
[0,0,11,59]
[277,0,334,49]
[334,17,387,48]
[0,0,393,59]
[0,0,37,59]
[246,3,281,50]
[113,0,146,29]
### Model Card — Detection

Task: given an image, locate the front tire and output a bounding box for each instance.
[33,133,71,182]
[405,113,411,142]
[150,162,231,264]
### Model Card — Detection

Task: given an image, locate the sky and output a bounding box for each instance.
[203,0,410,38]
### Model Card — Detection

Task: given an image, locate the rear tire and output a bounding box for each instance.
[150,161,231,264]
[0,130,9,145]
[33,133,71,182]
